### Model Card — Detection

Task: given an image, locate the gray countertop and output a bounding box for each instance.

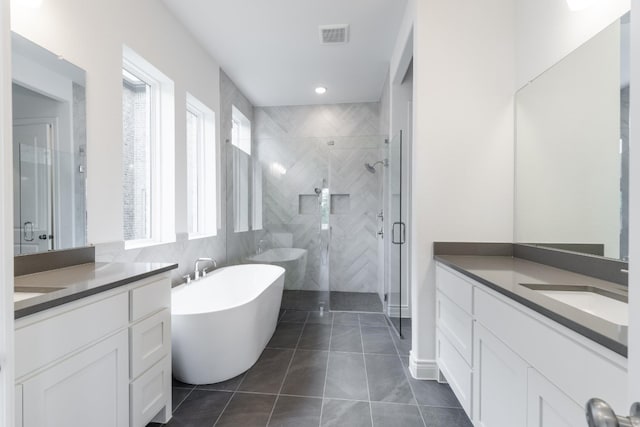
[435,255,628,357]
[14,262,178,319]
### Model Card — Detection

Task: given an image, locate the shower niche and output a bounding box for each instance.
[330,194,350,214]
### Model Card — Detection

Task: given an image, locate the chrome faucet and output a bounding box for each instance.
[194,257,217,280]
[257,239,268,254]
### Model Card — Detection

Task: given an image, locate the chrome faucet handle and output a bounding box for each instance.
[194,257,217,281]
[183,274,192,284]
[586,399,640,427]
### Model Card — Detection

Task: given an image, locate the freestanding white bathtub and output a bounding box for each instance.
[246,248,307,290]
[171,264,285,385]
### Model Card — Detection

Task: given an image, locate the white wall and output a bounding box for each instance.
[410,0,515,377]
[516,0,629,88]
[11,0,221,247]
[515,21,621,258]
[0,0,13,423]
[8,0,262,284]
[629,0,640,405]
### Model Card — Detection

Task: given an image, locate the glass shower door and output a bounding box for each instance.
[14,122,54,255]
[388,130,405,336]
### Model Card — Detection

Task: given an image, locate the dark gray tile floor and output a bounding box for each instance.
[329,291,383,312]
[149,310,471,427]
[281,291,330,311]
[282,290,384,313]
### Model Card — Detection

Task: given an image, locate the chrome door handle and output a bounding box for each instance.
[586,399,640,427]
[23,221,34,242]
[391,222,406,245]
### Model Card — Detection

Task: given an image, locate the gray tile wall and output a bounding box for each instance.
[255,103,384,293]
[220,70,265,264]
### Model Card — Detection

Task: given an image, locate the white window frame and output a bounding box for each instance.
[186,92,217,239]
[122,45,175,249]
[231,105,251,155]
[231,105,251,232]
[252,158,263,230]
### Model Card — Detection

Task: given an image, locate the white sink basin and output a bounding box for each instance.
[13,286,64,303]
[14,291,45,302]
[520,284,628,326]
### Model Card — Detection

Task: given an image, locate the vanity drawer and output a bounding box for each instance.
[130,276,171,322]
[436,264,473,314]
[437,330,472,417]
[130,356,171,427]
[130,309,171,380]
[15,292,128,379]
[437,291,473,364]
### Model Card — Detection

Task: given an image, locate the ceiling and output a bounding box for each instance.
[161,0,408,107]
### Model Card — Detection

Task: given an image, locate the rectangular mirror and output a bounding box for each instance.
[515,12,630,260]
[12,32,87,255]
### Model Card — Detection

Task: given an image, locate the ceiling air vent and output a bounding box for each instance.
[319,24,349,45]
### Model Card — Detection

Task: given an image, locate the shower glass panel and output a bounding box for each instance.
[328,137,385,312]
[259,136,331,311]
[257,135,386,313]
[388,130,404,336]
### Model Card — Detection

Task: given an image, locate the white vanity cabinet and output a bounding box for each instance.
[435,265,473,415]
[435,262,627,427]
[526,368,585,427]
[14,272,173,427]
[473,323,528,427]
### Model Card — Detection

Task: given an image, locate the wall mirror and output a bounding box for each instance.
[11,32,87,255]
[514,12,630,260]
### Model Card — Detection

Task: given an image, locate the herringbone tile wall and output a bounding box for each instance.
[255,103,384,294]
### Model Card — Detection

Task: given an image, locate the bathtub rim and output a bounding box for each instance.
[171,263,285,316]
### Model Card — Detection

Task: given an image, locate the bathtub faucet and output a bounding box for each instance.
[257,239,268,254]
[194,257,217,281]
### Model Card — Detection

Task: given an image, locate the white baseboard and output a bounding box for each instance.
[408,351,438,380]
[386,305,411,318]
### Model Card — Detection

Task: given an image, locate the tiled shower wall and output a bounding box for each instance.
[255,103,383,294]
[95,70,259,284]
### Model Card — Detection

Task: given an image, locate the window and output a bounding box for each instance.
[231,105,251,155]
[231,106,251,232]
[252,158,263,230]
[122,46,175,248]
[186,93,217,238]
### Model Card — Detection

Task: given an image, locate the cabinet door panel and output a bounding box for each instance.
[15,384,23,427]
[437,291,473,364]
[473,324,528,427]
[131,356,171,427]
[130,309,170,379]
[527,368,584,427]
[437,331,472,416]
[22,330,129,427]
[16,292,128,378]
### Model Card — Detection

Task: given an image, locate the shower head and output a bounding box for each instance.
[364,159,388,174]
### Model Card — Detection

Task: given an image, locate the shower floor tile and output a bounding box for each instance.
[281,290,330,311]
[330,291,383,312]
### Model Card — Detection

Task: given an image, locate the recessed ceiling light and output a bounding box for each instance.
[315,87,327,95]
[15,0,43,8]
[566,0,595,11]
